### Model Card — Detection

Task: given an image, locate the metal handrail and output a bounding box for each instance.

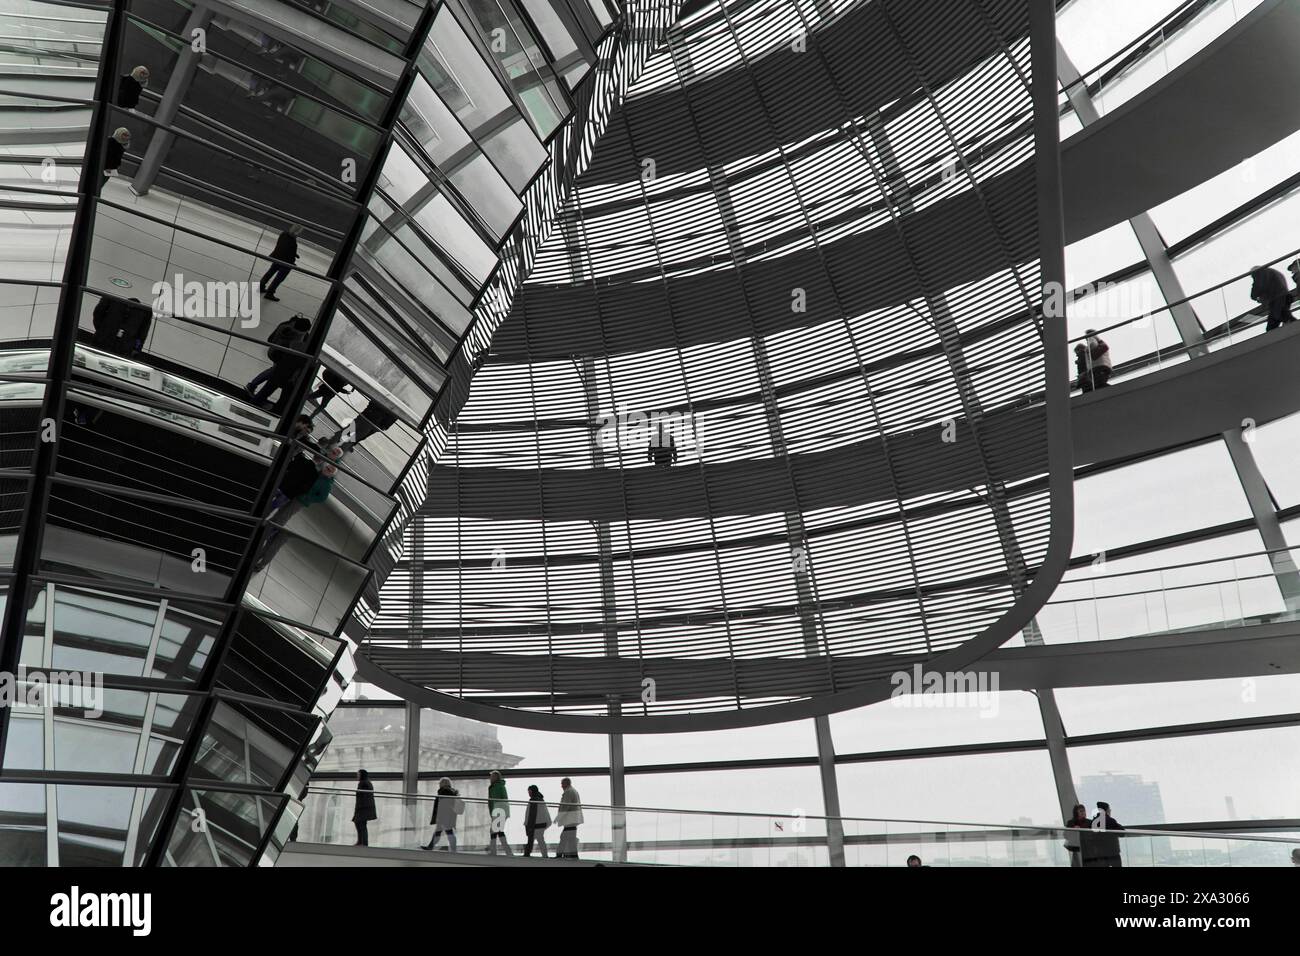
[1051,544,1300,585]
[302,785,1300,844]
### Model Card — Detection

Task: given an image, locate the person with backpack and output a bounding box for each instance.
[260,224,302,301]
[251,444,341,572]
[329,398,399,452]
[486,770,513,856]
[425,777,462,852]
[246,313,311,412]
[305,366,353,419]
[91,294,152,358]
[1250,264,1294,331]
[523,784,552,857]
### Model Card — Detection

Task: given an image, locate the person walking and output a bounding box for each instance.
[555,777,584,859]
[330,399,399,452]
[353,769,377,846]
[523,784,551,858]
[104,127,131,174]
[91,294,152,358]
[306,366,353,419]
[1251,264,1294,331]
[117,65,150,109]
[487,770,513,856]
[246,313,312,413]
[252,445,342,572]
[260,224,303,301]
[425,777,461,852]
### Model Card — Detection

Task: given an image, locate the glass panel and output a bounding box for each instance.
[463,0,570,139]
[121,15,385,185]
[50,586,157,676]
[421,7,547,191]
[625,719,817,764]
[153,599,223,681]
[0,202,76,285]
[215,610,342,709]
[244,515,372,634]
[625,765,823,817]
[0,284,61,344]
[0,782,47,866]
[1068,726,1300,826]
[164,788,281,867]
[85,202,334,399]
[400,72,522,240]
[1056,675,1300,736]
[1072,441,1253,558]
[1151,129,1300,245]
[1242,411,1300,509]
[41,478,256,598]
[192,699,318,789]
[830,691,1047,751]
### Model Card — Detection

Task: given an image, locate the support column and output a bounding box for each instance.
[813,715,846,867]
[1057,41,1206,356]
[703,150,846,865]
[1034,688,1080,863]
[1224,427,1300,609]
[608,732,627,863]
[403,700,421,833]
[132,4,213,196]
[569,210,627,862]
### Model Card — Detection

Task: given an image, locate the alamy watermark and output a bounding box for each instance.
[889,664,1000,717]
[151,272,260,328]
[0,667,104,718]
[1042,276,1162,326]
[596,403,702,454]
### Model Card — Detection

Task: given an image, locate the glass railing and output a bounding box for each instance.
[290,785,1300,866]
[1059,0,1265,123]
[1066,245,1300,395]
[1029,545,1300,645]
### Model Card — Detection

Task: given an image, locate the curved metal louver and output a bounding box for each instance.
[363,0,1073,731]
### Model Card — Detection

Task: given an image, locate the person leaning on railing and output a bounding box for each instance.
[1064,803,1090,867]
[1250,264,1295,331]
[1074,330,1112,392]
[1081,801,1125,868]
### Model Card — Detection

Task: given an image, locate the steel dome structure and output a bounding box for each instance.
[358,0,1074,730]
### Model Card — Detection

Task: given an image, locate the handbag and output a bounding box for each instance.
[453,797,466,814]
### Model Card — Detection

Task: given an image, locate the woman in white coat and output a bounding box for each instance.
[555,777,584,859]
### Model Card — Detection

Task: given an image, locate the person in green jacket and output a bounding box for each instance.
[487,770,513,856]
[252,445,342,572]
